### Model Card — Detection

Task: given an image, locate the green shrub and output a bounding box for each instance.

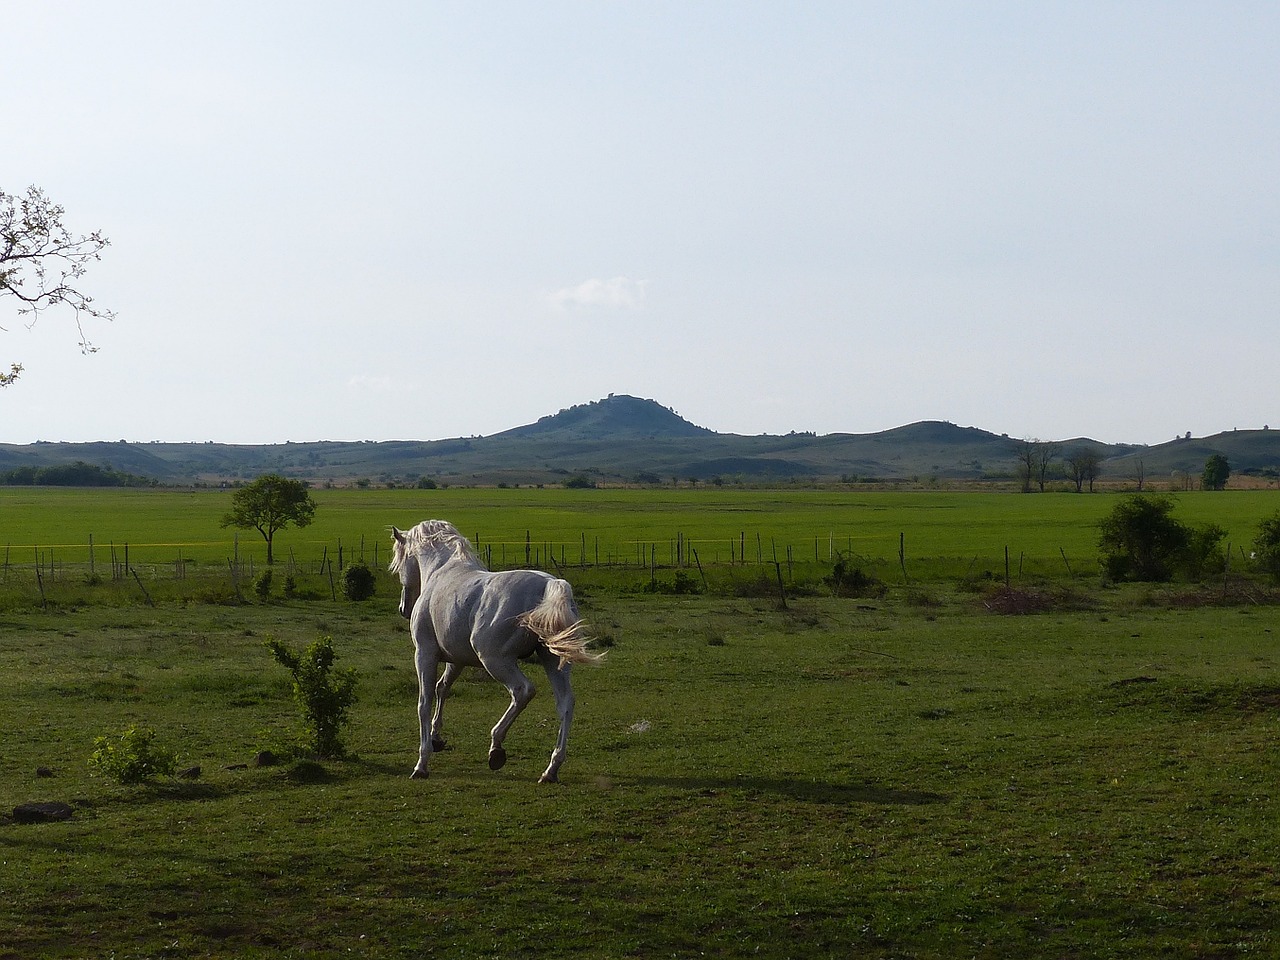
[265,635,358,759]
[1253,513,1280,581]
[1100,495,1188,582]
[1184,522,1228,579]
[643,571,702,595]
[89,726,178,784]
[341,561,376,602]
[253,569,273,601]
[825,553,884,597]
[1098,495,1226,582]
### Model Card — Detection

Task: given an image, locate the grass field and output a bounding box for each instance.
[1,487,1279,957]
[1,591,1278,958]
[4,486,1279,588]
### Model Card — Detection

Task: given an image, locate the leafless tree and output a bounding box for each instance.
[1034,441,1060,491]
[1064,447,1103,493]
[1015,438,1038,493]
[1132,457,1146,491]
[1016,437,1061,492]
[2,185,115,385]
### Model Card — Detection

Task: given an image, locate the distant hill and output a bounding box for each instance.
[1,395,1278,487]
[496,395,712,440]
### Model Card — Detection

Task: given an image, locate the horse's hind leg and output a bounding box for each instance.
[537,651,575,784]
[478,656,535,772]
[430,662,463,752]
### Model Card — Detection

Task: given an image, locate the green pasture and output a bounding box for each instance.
[1,588,1277,958]
[4,487,1279,589]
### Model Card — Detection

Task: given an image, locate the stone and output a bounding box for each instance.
[13,801,74,824]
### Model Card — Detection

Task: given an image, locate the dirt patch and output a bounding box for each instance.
[980,586,1096,615]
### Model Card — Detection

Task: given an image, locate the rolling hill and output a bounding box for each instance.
[2,394,1278,487]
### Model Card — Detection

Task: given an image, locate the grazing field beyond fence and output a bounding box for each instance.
[1,486,1278,957]
[3,487,1278,601]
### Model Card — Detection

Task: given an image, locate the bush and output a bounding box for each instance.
[1184,523,1228,579]
[266,635,358,759]
[341,561,376,602]
[825,553,884,597]
[1098,495,1225,582]
[253,569,273,601]
[89,727,178,784]
[643,571,702,595]
[1253,513,1280,581]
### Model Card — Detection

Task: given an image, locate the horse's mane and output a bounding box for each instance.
[390,519,485,573]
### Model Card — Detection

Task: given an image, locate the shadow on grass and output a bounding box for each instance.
[619,774,946,807]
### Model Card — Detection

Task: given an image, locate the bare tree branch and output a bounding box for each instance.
[2,185,115,384]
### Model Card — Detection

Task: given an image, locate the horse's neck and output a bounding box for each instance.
[417,547,482,582]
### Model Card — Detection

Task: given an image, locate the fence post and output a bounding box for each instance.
[34,548,47,610]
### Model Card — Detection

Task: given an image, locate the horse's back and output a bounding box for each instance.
[426,566,555,665]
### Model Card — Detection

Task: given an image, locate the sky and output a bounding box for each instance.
[2,2,1276,446]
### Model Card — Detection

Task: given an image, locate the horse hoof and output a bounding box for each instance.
[431,737,448,752]
[488,748,507,771]
[410,768,429,780]
[538,773,559,785]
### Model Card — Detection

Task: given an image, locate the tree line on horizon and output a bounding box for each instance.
[1,461,153,487]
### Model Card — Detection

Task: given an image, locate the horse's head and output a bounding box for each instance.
[389,526,422,619]
[390,520,483,619]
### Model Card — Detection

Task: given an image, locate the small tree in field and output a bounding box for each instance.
[221,474,316,565]
[266,635,358,759]
[1202,454,1230,491]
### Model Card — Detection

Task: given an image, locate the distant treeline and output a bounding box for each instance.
[1,461,155,487]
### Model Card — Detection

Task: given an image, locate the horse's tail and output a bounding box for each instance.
[518,578,606,668]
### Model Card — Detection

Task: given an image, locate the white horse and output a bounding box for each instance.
[389,520,604,783]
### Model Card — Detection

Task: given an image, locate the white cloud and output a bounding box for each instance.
[345,374,396,393]
[548,276,647,310]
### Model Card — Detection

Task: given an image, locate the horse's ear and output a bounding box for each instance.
[392,526,405,544]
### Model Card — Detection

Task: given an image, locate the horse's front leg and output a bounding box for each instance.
[411,639,439,779]
[430,662,464,752]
